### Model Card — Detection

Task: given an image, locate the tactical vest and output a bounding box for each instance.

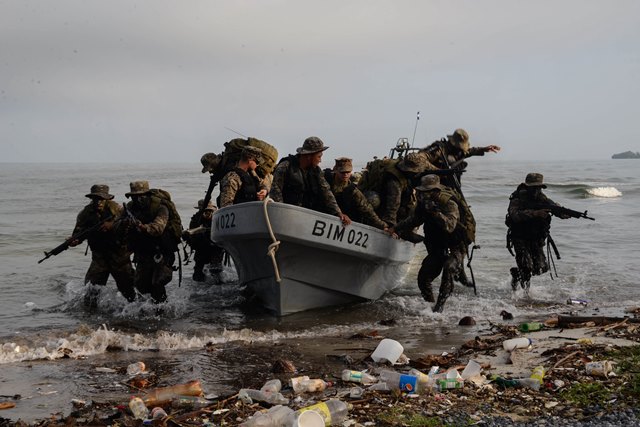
[127,191,182,255]
[333,184,359,222]
[434,187,476,245]
[505,186,551,240]
[76,200,122,252]
[280,155,324,211]
[233,167,259,204]
[382,162,410,192]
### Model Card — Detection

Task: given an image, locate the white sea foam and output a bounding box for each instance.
[586,186,622,198]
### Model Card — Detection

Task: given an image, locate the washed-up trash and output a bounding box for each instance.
[458,316,476,326]
[379,370,419,394]
[502,337,532,351]
[292,378,332,394]
[127,361,146,376]
[71,398,88,408]
[460,360,482,380]
[530,366,545,385]
[142,380,203,406]
[238,388,289,405]
[293,399,350,426]
[518,322,543,332]
[151,406,167,419]
[349,386,364,399]
[129,396,149,420]
[341,369,377,385]
[171,395,213,410]
[0,402,16,410]
[585,360,614,377]
[240,404,294,427]
[95,367,117,373]
[294,409,325,427]
[567,298,588,306]
[260,379,282,394]
[272,359,296,373]
[501,310,514,320]
[370,338,403,364]
[434,369,464,391]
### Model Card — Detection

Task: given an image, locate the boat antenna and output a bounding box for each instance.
[224,126,248,138]
[411,111,420,147]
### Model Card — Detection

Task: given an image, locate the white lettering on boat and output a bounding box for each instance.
[311,220,368,248]
[215,212,236,230]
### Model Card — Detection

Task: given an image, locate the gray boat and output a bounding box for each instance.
[211,200,416,315]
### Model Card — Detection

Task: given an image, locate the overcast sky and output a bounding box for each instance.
[2,0,639,163]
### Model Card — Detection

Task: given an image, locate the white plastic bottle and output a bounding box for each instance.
[502,337,532,351]
[240,405,294,427]
[292,399,350,426]
[238,388,289,405]
[341,370,377,385]
[292,378,331,393]
[379,370,419,394]
[128,396,149,420]
[260,379,282,394]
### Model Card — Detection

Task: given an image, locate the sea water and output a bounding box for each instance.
[0,159,638,421]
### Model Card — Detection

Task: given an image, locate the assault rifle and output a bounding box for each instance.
[38,214,114,264]
[533,204,595,221]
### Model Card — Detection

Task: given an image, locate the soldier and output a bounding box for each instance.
[506,173,570,291]
[390,175,469,313]
[218,146,268,208]
[270,136,350,226]
[326,157,388,230]
[420,128,500,190]
[69,184,136,306]
[125,181,181,303]
[183,199,224,281]
[378,152,427,227]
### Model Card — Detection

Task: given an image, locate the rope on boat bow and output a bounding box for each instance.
[262,197,282,282]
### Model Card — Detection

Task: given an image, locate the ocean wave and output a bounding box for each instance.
[584,187,622,198]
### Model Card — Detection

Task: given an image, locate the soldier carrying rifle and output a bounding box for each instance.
[505,173,595,292]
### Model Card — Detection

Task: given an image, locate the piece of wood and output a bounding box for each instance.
[557,315,640,327]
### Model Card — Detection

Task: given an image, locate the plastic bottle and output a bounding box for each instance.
[408,368,432,390]
[518,322,543,332]
[240,405,294,427]
[293,399,350,426]
[238,388,289,405]
[171,395,213,410]
[128,396,149,420]
[151,407,167,419]
[341,370,377,385]
[502,337,532,351]
[126,361,146,376]
[142,380,203,406]
[290,375,310,391]
[260,379,282,394]
[515,378,541,391]
[292,378,332,394]
[379,370,419,394]
[490,376,519,388]
[530,366,545,385]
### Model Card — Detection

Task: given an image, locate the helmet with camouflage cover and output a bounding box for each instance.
[201,152,222,174]
[447,128,470,153]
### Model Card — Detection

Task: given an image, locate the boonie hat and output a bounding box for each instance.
[416,174,444,192]
[241,146,263,164]
[397,152,427,173]
[201,152,222,173]
[296,136,329,155]
[85,184,114,200]
[203,201,216,212]
[125,180,151,197]
[523,173,547,188]
[333,157,353,173]
[447,128,470,153]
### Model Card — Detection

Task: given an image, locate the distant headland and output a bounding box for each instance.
[612,151,640,159]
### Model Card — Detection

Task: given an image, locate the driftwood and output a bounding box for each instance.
[558,315,640,328]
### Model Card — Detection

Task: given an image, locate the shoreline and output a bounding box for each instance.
[1,310,639,426]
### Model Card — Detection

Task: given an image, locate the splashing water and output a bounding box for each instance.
[585,186,622,198]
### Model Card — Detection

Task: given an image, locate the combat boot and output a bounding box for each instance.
[418,283,435,302]
[510,267,520,291]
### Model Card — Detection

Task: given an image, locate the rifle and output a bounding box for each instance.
[200,173,220,215]
[38,214,114,264]
[533,204,595,221]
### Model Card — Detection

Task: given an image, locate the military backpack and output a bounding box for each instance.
[357,158,398,193]
[436,187,476,245]
[147,189,183,245]
[219,137,278,179]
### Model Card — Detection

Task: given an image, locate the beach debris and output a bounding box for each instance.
[141,379,203,406]
[126,361,146,376]
[458,316,476,326]
[95,367,117,373]
[585,360,615,377]
[0,402,16,410]
[501,310,514,320]
[272,358,296,373]
[370,338,403,364]
[503,337,532,351]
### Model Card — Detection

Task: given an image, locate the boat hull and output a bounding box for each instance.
[211,201,415,315]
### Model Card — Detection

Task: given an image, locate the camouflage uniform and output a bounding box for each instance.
[395,175,468,313]
[270,137,343,217]
[506,173,562,291]
[378,153,426,226]
[327,158,387,230]
[184,200,224,281]
[218,146,268,208]
[125,181,177,303]
[73,184,136,303]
